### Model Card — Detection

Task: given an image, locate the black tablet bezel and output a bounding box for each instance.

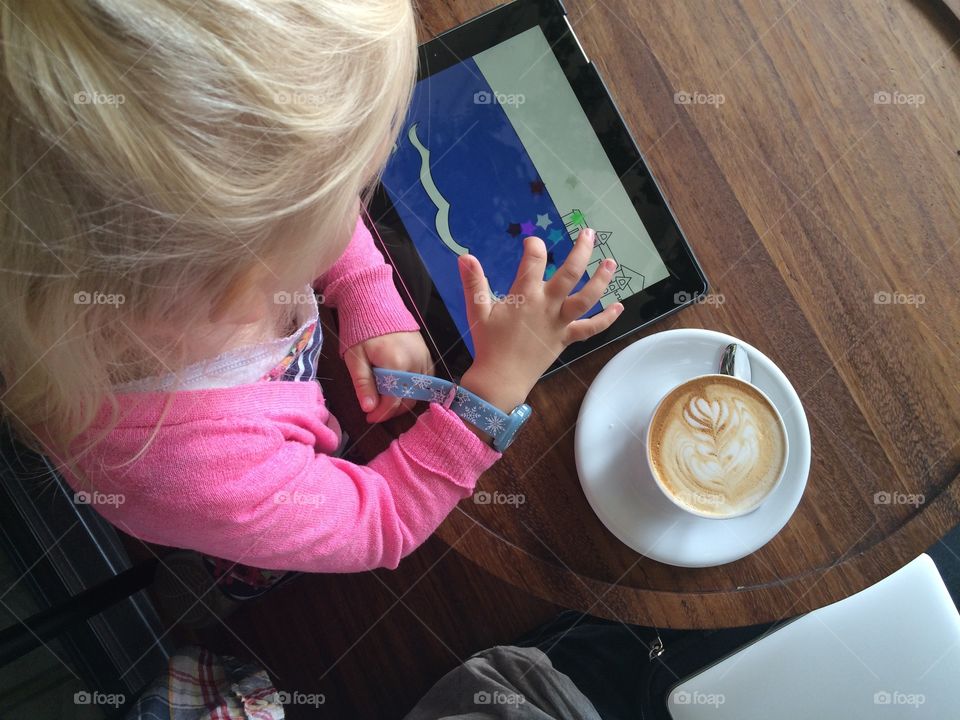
[368,0,707,379]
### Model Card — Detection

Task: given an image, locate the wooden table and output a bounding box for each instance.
[348,0,960,630]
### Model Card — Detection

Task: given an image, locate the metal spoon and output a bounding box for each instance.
[719,343,752,383]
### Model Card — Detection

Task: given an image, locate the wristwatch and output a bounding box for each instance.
[372,368,532,452]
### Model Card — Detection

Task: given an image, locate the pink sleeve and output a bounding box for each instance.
[133,405,500,573]
[316,215,420,355]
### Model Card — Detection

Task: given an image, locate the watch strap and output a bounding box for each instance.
[372,368,531,451]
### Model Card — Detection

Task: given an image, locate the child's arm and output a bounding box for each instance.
[315,215,420,356]
[178,230,619,572]
[278,404,498,572]
[317,214,432,422]
[81,228,620,574]
[102,398,500,574]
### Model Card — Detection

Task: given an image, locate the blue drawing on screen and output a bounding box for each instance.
[380,57,601,356]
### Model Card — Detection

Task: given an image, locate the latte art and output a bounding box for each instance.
[676,396,761,493]
[648,375,787,517]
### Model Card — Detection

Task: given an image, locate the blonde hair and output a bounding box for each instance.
[0,0,417,464]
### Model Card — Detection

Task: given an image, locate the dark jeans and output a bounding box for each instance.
[515,611,776,720]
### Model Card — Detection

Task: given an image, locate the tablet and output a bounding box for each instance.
[369,0,707,378]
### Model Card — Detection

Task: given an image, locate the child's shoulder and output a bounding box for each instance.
[101,381,324,429]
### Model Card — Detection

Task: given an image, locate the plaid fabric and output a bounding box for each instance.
[125,646,283,720]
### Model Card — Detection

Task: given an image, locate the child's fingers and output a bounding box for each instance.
[561,258,616,322]
[547,228,595,299]
[368,396,415,423]
[459,254,493,326]
[343,349,379,413]
[510,235,548,296]
[365,394,404,423]
[563,303,624,345]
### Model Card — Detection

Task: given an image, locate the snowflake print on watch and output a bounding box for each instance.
[453,388,472,409]
[410,375,433,390]
[484,414,507,435]
[376,373,399,393]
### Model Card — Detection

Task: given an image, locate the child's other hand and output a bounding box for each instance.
[344,331,434,422]
[458,229,623,413]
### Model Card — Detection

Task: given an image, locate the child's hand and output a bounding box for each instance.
[457,229,623,413]
[344,331,434,422]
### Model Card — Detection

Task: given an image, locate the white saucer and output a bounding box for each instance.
[574,328,811,567]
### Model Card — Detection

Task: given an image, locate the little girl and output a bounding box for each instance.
[0,0,621,594]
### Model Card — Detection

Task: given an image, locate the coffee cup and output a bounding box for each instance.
[646,373,788,519]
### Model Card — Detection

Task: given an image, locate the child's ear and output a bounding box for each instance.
[208,266,271,325]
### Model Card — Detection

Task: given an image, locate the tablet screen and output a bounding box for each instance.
[380,25,670,355]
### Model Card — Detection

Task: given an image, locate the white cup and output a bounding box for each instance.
[645,374,789,519]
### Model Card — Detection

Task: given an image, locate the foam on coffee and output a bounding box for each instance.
[647,375,787,517]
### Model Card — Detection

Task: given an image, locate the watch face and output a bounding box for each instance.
[494,403,533,452]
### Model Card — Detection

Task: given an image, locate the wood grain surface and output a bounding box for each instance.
[346,0,960,629]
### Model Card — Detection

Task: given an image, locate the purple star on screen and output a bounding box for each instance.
[520,221,537,236]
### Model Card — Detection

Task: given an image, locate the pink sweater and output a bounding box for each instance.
[64,218,501,572]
